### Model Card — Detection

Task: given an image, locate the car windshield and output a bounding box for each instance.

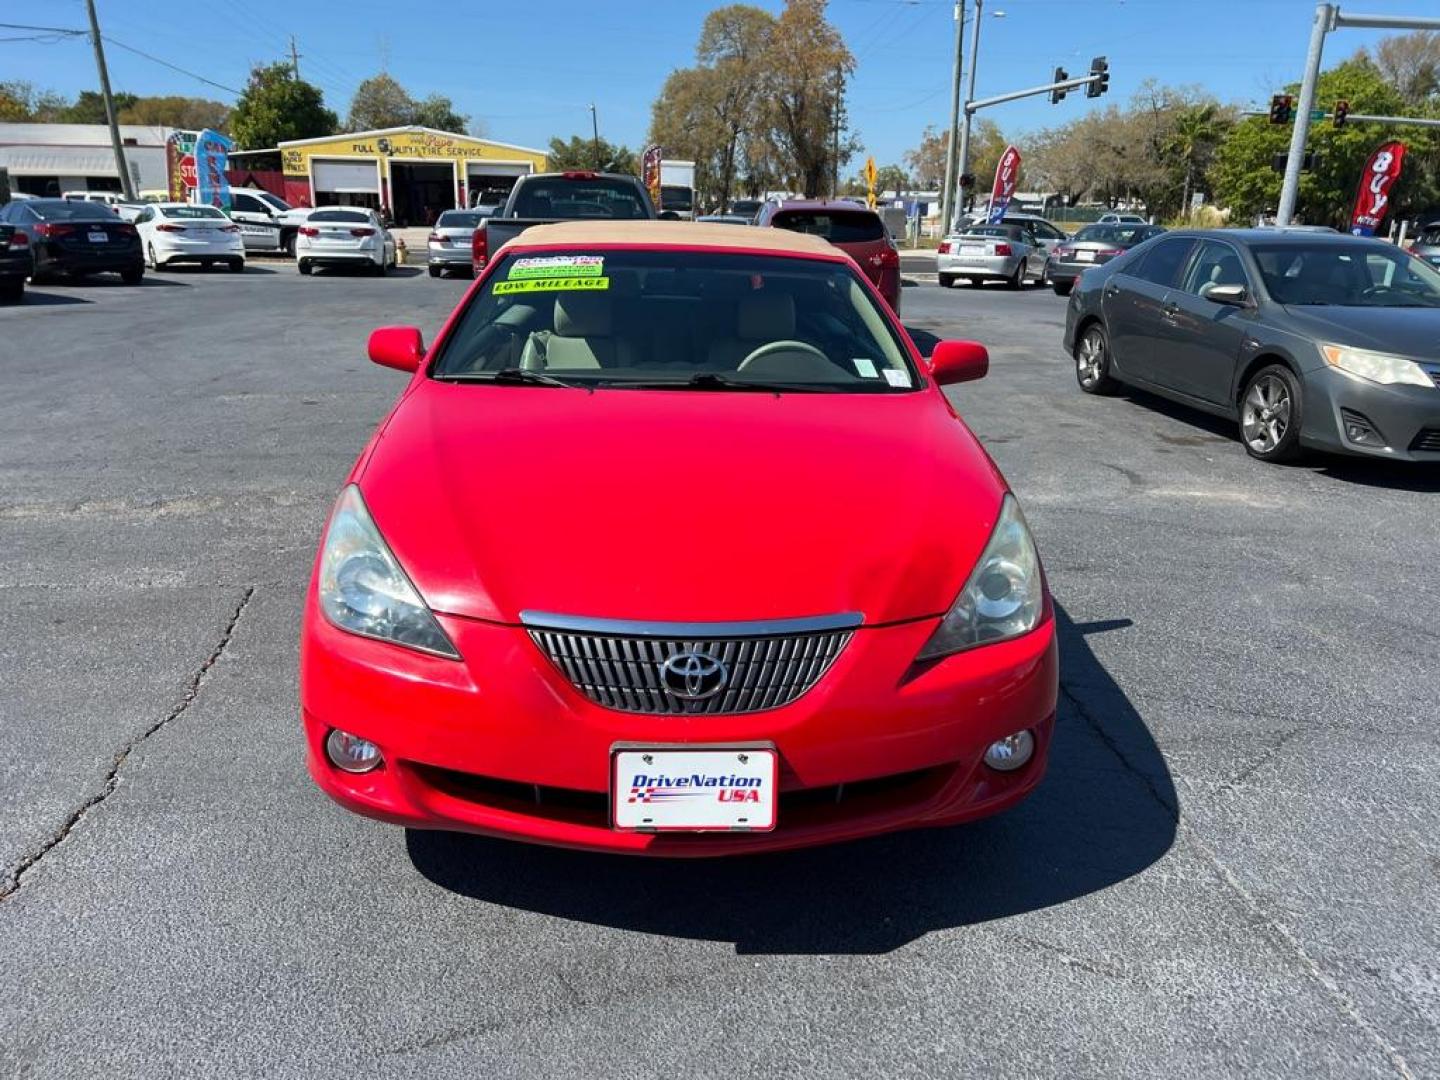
[161,205,227,220]
[1418,227,1440,246]
[431,249,918,392]
[1251,243,1440,307]
[437,211,485,229]
[309,209,370,223]
[257,192,291,212]
[1075,224,1148,245]
[30,200,117,221]
[512,178,649,220]
[772,210,885,243]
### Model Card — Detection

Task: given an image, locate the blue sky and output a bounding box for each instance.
[5,0,1398,171]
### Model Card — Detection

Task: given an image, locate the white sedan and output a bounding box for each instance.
[295,207,396,275]
[134,203,245,272]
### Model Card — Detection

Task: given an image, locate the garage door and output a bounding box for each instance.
[313,160,379,193]
[466,163,531,180]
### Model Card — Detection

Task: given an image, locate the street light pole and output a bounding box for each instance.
[954,0,984,228]
[589,103,600,168]
[939,0,965,235]
[84,0,134,202]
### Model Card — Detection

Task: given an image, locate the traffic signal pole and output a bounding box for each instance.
[939,1,966,238]
[953,0,985,229]
[1276,3,1440,226]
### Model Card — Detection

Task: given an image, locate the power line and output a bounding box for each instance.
[101,36,243,95]
[0,21,85,34]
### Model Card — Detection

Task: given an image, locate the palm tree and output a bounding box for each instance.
[1166,104,1223,221]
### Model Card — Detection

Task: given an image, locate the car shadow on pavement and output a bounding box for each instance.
[406,603,1177,955]
[10,291,91,306]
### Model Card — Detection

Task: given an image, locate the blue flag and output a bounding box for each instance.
[193,128,235,210]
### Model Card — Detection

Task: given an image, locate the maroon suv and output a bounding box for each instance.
[758,200,901,313]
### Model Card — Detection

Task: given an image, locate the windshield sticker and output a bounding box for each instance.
[883,369,912,388]
[509,255,604,280]
[493,277,610,295]
[853,357,878,379]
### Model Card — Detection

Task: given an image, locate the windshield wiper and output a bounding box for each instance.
[614,372,838,394]
[433,368,592,392]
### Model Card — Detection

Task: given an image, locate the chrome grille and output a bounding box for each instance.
[523,612,859,715]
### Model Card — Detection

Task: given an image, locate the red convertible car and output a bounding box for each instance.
[301,221,1057,855]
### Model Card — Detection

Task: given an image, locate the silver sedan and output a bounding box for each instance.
[937,224,1046,289]
[428,208,494,278]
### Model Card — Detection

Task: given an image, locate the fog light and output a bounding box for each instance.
[983,730,1035,772]
[325,728,382,773]
[1340,407,1387,448]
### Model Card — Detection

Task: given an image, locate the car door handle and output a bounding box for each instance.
[1163,301,1179,316]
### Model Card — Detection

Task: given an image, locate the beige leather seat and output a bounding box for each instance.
[708,293,797,370]
[520,292,614,370]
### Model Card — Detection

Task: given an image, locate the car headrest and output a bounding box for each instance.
[1212,255,1244,284]
[738,292,795,340]
[555,292,611,338]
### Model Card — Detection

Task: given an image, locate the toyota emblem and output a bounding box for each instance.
[659,650,728,700]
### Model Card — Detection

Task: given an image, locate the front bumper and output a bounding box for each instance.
[300,598,1058,856]
[1302,364,1440,462]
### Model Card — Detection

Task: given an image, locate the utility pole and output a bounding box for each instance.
[939,0,966,236]
[832,67,843,198]
[84,0,134,202]
[954,0,984,227]
[589,103,600,167]
[289,35,301,79]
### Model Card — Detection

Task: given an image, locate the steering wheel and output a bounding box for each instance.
[737,339,831,372]
[1359,283,1395,299]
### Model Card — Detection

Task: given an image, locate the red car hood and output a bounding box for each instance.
[359,381,1006,626]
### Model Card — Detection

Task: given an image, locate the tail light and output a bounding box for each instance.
[879,243,900,269]
[221,224,240,233]
[1095,247,1123,257]
[350,227,375,237]
[8,232,29,249]
[33,223,76,238]
[561,170,598,180]
[298,226,319,237]
[994,242,1013,256]
[1054,245,1073,258]
[938,241,952,254]
[472,225,489,269]
[156,223,187,233]
[427,233,443,243]
[116,223,136,236]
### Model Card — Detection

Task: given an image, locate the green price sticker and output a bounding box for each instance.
[493,277,611,295]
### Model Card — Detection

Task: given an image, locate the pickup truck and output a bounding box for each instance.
[472,171,660,273]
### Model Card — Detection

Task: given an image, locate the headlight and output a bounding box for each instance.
[916,494,1044,661]
[1321,344,1433,387]
[317,485,459,658]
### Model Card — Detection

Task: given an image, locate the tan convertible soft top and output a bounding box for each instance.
[514,220,840,257]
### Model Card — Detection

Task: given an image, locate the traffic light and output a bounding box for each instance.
[1269,94,1294,124]
[1086,56,1109,98]
[1333,99,1350,127]
[1050,67,1068,105]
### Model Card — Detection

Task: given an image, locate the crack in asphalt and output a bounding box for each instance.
[1059,678,1414,1078]
[0,585,256,903]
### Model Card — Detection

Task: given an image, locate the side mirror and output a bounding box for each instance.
[658,210,681,221]
[1204,283,1248,306]
[368,326,424,372]
[928,339,989,385]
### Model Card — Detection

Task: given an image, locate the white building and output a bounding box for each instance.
[0,123,172,198]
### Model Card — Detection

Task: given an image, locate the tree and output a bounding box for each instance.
[905,126,948,189]
[546,134,638,175]
[1165,104,1227,218]
[1361,31,1440,105]
[118,96,230,131]
[764,0,858,196]
[875,163,909,194]
[412,94,469,133]
[347,74,413,131]
[53,89,137,124]
[229,63,337,150]
[0,81,68,122]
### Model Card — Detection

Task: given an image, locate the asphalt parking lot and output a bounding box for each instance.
[2,261,1437,1078]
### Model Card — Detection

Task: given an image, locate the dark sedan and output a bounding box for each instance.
[0,220,27,301]
[1047,223,1165,296]
[0,198,143,284]
[1063,229,1440,463]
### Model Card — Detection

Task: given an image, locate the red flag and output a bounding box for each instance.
[1350,141,1405,236]
[986,145,1022,224]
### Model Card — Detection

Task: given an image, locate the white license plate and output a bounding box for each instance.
[612,747,777,832]
[959,245,985,256]
[1074,250,1094,262]
[88,231,107,243]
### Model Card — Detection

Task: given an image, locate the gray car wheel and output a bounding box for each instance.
[1075,323,1118,395]
[1006,262,1024,290]
[1240,365,1303,463]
